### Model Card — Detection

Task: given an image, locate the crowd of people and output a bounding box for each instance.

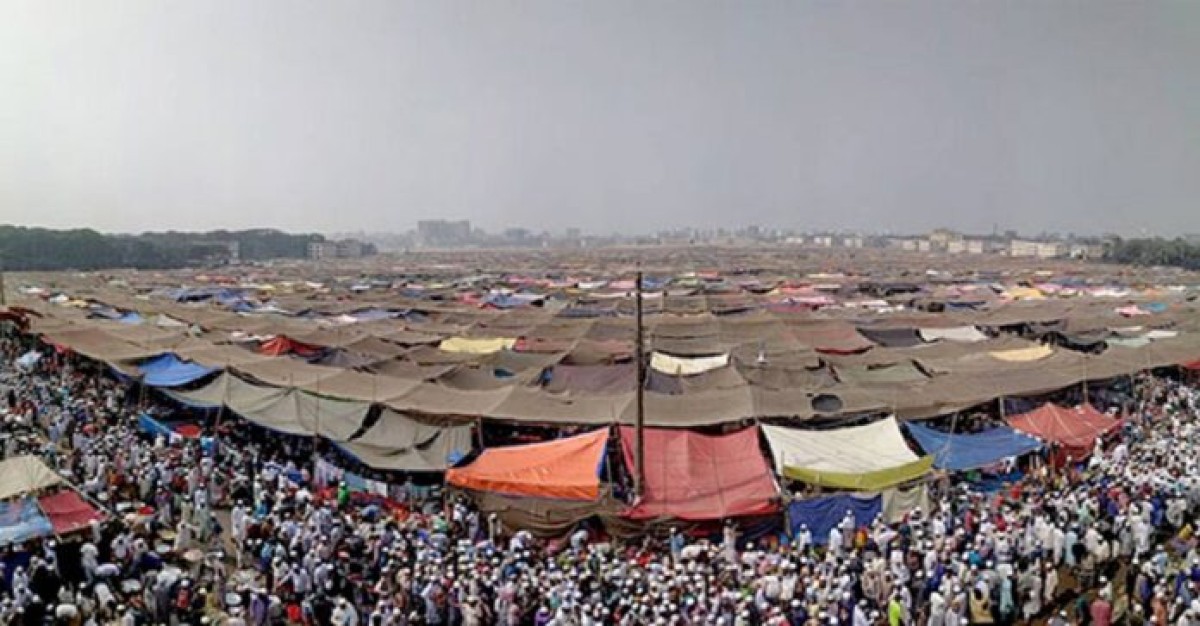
[3,329,1200,625]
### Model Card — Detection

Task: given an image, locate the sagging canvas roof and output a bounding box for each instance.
[0,456,65,501]
[337,409,473,472]
[1007,403,1120,449]
[617,426,778,521]
[446,428,608,500]
[168,372,370,439]
[907,423,1042,471]
[762,419,932,490]
[135,353,217,387]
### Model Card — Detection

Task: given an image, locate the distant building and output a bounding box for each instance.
[841,236,864,248]
[928,229,960,251]
[417,220,472,247]
[308,239,375,261]
[1009,240,1065,258]
[812,235,834,248]
[308,241,339,261]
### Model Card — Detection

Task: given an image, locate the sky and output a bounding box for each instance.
[2,1,1199,237]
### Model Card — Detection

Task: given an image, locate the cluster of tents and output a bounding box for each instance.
[444,403,1120,535]
[0,456,105,546]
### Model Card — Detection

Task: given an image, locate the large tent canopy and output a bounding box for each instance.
[446,428,608,500]
[617,426,778,521]
[907,423,1042,471]
[762,419,932,490]
[0,456,65,501]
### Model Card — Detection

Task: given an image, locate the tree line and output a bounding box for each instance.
[0,225,324,271]
[1103,237,1200,271]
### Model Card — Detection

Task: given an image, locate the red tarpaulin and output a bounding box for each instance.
[446,429,608,501]
[37,491,104,535]
[619,425,778,521]
[259,336,324,357]
[1183,360,1200,371]
[1007,403,1121,451]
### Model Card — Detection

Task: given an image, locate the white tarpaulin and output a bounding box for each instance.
[0,456,65,501]
[918,326,989,343]
[650,351,730,376]
[762,418,921,475]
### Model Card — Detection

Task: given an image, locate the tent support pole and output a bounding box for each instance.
[634,268,646,498]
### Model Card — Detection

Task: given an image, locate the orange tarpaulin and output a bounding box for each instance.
[1007,403,1121,450]
[619,425,779,521]
[446,429,608,501]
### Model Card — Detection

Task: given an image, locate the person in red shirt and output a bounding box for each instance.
[1090,591,1113,626]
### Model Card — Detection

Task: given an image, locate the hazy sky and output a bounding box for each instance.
[2,1,1199,236]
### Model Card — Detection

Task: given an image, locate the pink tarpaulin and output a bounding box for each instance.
[619,426,778,521]
[37,491,104,535]
[1007,403,1121,451]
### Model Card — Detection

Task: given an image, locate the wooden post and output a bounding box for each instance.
[634,269,646,497]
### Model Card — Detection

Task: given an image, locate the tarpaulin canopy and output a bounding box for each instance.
[649,352,730,376]
[788,494,881,544]
[989,345,1054,362]
[780,457,934,491]
[136,353,217,387]
[337,409,474,472]
[1007,403,1121,449]
[0,498,54,546]
[617,426,778,521]
[762,419,932,490]
[918,326,989,343]
[856,327,924,348]
[439,337,517,355]
[0,456,65,501]
[446,428,608,500]
[259,336,324,357]
[907,423,1042,471]
[37,491,103,535]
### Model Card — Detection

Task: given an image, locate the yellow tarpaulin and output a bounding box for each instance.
[782,456,934,491]
[1005,287,1046,300]
[989,345,1054,362]
[438,337,517,355]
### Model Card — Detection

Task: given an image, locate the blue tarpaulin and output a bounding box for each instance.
[788,494,881,544]
[137,354,217,387]
[0,498,54,546]
[907,423,1042,471]
[138,414,176,440]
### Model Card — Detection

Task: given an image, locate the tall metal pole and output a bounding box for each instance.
[634,269,646,497]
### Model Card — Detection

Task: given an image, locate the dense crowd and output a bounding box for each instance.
[3,331,1200,625]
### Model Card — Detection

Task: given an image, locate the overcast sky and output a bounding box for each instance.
[2,1,1198,236]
